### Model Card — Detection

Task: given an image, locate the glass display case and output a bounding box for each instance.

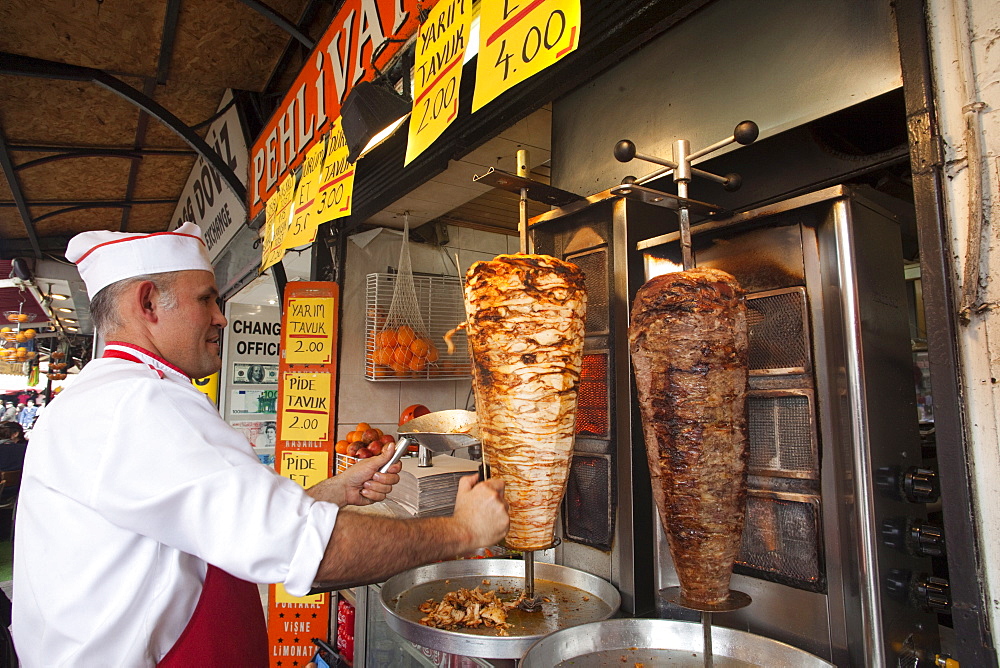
[346,584,514,668]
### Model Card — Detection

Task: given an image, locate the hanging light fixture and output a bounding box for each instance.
[341,80,411,163]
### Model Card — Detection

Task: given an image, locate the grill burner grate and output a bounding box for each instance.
[576,353,609,437]
[747,287,811,374]
[736,491,825,592]
[570,249,610,334]
[748,392,819,478]
[563,454,614,550]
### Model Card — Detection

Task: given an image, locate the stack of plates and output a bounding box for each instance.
[387,455,481,517]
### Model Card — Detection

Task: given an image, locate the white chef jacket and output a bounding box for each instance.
[12,344,340,667]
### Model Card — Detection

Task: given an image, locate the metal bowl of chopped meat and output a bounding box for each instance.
[380,559,621,659]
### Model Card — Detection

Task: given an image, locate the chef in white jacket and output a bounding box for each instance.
[12,223,509,667]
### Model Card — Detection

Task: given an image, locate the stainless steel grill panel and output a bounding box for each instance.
[746,287,811,375]
[748,390,819,479]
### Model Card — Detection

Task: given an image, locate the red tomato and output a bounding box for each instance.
[399,404,431,426]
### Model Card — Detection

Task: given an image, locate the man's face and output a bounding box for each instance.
[152,270,228,379]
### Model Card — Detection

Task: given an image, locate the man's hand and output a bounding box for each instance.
[451,474,509,547]
[305,445,402,507]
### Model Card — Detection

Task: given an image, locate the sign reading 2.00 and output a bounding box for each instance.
[472,0,580,113]
[284,296,336,365]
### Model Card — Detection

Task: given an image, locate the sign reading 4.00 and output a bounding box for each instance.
[472,0,580,113]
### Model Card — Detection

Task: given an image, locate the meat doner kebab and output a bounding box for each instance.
[464,254,587,552]
[629,267,749,608]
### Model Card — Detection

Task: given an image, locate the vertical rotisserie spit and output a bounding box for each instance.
[464,254,587,551]
[628,267,749,606]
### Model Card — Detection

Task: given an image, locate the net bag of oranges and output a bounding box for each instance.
[368,215,441,379]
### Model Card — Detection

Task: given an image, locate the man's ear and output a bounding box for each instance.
[136,280,159,323]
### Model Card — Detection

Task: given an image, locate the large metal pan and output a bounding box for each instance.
[380,559,620,659]
[520,618,834,667]
[397,409,481,452]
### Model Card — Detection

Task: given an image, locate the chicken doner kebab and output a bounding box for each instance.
[629,267,749,607]
[464,254,587,551]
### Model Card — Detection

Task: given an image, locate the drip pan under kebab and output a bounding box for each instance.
[380,559,620,659]
[520,618,834,667]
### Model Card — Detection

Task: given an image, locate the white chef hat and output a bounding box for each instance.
[66,222,214,299]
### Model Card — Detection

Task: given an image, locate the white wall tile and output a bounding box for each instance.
[338,372,400,427]
[399,380,460,414]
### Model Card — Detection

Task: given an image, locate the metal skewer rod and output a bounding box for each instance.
[517,149,529,254]
[673,139,694,270]
[524,549,536,601]
[703,611,714,668]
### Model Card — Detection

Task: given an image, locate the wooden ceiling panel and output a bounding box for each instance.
[123,203,178,233]
[0,0,163,77]
[31,206,125,238]
[16,157,131,201]
[0,76,139,146]
[0,172,13,202]
[0,208,26,239]
[169,0,311,92]
[130,154,197,200]
[142,82,220,148]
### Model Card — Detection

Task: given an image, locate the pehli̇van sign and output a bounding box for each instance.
[248,0,437,219]
[171,89,249,261]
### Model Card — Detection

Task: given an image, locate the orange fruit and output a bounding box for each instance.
[345,430,360,443]
[355,422,372,433]
[390,362,408,374]
[408,356,427,372]
[0,327,10,334]
[375,330,397,349]
[392,346,412,366]
[23,329,35,339]
[373,348,393,366]
[396,325,415,347]
[409,338,429,358]
[5,315,17,323]
[335,440,351,455]
[16,314,29,323]
[425,344,440,363]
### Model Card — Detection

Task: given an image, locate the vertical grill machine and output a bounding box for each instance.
[528,145,944,664]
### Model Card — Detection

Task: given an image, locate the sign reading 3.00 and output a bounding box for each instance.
[472,0,580,112]
[284,297,336,364]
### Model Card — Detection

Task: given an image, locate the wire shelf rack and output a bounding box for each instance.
[365,273,471,381]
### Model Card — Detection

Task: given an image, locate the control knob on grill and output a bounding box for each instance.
[904,468,940,504]
[875,466,940,504]
[914,575,951,613]
[910,522,946,558]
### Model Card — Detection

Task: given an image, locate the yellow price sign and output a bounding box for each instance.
[284,141,326,250]
[472,0,580,113]
[281,450,330,489]
[261,174,295,271]
[311,118,355,222]
[191,373,219,405]
[273,582,326,606]
[284,296,335,365]
[405,0,472,165]
[279,373,331,441]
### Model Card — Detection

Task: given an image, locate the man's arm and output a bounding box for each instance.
[313,475,508,585]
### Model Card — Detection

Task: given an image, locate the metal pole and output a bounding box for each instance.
[517,149,530,254]
[673,139,694,270]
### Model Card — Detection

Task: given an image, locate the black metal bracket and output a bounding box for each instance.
[473,167,584,207]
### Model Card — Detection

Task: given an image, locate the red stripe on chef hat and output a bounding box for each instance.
[66,222,214,299]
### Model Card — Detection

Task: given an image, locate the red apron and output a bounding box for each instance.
[156,564,268,667]
[100,345,268,666]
